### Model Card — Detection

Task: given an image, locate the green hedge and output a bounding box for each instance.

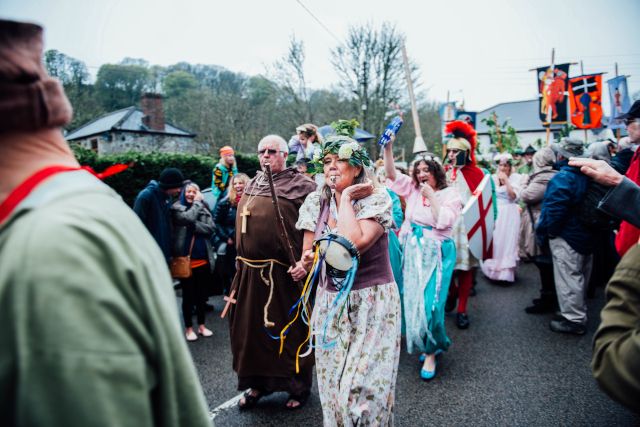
[71,145,261,206]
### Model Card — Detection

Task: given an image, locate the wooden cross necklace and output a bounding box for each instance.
[239,173,268,234]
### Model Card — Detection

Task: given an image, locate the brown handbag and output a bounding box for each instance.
[170,236,196,279]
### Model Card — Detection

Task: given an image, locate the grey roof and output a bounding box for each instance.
[66,107,195,140]
[475,99,564,134]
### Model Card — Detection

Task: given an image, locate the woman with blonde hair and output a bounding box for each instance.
[213,173,250,292]
[290,130,401,424]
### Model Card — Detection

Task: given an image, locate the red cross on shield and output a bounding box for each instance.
[461,174,495,260]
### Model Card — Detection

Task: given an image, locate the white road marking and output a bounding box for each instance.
[209,390,247,423]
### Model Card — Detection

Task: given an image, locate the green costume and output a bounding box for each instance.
[591,243,640,413]
[0,170,210,427]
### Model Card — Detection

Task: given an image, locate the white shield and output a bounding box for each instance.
[461,174,495,260]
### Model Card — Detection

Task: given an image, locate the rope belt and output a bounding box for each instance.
[236,256,289,328]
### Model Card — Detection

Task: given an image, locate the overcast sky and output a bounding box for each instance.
[2,0,639,112]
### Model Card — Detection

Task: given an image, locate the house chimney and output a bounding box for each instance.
[141,93,165,131]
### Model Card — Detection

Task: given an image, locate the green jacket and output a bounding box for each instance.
[591,243,640,413]
[0,170,210,427]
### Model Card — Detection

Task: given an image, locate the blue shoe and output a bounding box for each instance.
[420,362,437,381]
[420,350,443,363]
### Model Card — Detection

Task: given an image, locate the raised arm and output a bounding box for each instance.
[383,137,397,182]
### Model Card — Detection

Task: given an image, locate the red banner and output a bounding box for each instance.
[568,74,603,129]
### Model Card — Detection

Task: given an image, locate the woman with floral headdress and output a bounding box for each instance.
[289,120,401,426]
[383,136,462,380]
[480,153,523,283]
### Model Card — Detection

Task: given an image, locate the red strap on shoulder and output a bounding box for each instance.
[0,165,80,225]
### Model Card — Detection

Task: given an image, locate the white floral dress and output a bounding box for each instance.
[296,189,402,427]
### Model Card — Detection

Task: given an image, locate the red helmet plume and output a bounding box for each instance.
[445,120,477,165]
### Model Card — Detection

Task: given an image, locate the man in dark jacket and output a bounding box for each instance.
[133,168,184,262]
[536,138,593,335]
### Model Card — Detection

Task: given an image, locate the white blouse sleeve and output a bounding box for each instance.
[353,188,394,230]
[296,190,321,231]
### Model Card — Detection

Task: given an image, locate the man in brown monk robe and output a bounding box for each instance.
[228,134,317,410]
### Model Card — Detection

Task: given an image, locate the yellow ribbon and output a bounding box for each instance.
[278,249,320,373]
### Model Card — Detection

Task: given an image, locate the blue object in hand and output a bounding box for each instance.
[378,116,403,147]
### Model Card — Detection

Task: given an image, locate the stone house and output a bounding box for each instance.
[65,93,197,154]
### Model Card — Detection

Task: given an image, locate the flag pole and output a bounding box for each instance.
[580,60,589,144]
[615,62,621,142]
[545,48,555,146]
[402,44,427,154]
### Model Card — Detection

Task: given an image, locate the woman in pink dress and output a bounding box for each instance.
[481,153,522,283]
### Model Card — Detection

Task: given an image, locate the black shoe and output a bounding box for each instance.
[525,301,558,314]
[445,295,457,313]
[549,318,586,335]
[456,313,470,329]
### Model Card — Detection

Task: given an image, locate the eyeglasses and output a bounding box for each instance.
[257,148,284,156]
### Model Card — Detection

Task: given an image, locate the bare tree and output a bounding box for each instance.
[331,22,417,156]
[269,35,314,126]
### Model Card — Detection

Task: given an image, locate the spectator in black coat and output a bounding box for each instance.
[133,168,184,262]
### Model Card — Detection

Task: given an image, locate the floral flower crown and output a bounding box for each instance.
[311,119,372,169]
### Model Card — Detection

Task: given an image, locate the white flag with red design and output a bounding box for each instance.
[461,174,494,260]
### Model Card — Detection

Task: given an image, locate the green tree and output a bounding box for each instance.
[44,49,90,87]
[163,71,198,98]
[481,112,520,154]
[95,64,152,111]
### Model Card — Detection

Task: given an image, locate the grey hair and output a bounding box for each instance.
[258,134,289,155]
[184,182,200,191]
[618,136,632,151]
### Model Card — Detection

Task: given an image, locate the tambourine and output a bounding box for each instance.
[314,232,360,279]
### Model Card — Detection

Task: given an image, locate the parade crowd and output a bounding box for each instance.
[1,19,639,427]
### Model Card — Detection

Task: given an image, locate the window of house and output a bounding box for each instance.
[90,138,98,152]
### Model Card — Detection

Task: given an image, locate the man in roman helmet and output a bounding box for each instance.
[442,120,490,329]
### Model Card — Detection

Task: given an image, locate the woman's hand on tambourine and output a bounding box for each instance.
[288,260,309,282]
[343,182,374,202]
[301,249,314,268]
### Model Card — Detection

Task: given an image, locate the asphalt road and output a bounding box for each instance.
[185,262,639,426]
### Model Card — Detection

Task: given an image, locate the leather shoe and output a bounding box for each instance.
[525,302,558,314]
[549,318,586,335]
[456,313,470,329]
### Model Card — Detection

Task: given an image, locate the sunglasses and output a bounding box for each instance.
[257,148,284,156]
[413,154,442,164]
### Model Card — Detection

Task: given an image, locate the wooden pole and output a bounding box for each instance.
[401,44,427,153]
[615,63,621,141]
[546,127,551,146]
[544,48,556,146]
[546,48,555,126]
